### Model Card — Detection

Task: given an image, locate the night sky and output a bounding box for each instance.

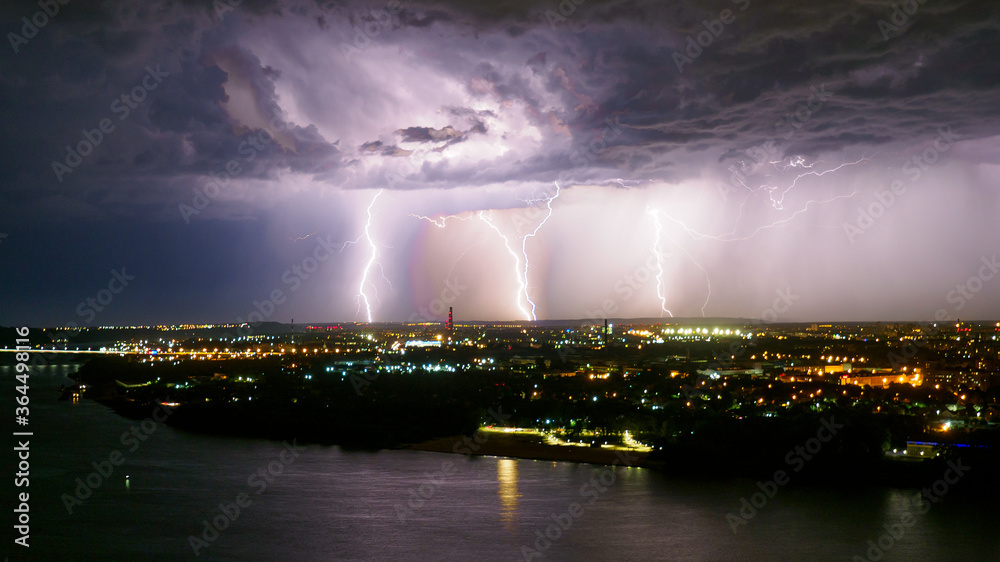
[1,0,999,326]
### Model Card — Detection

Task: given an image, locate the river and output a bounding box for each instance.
[1,364,994,561]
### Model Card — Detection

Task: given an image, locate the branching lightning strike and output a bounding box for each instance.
[407,212,475,228]
[477,182,562,320]
[648,155,866,316]
[646,208,673,318]
[353,189,389,323]
[477,209,531,319]
[413,184,562,321]
[518,182,561,320]
[674,155,869,243]
[648,208,712,317]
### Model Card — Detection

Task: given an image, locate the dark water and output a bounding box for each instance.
[2,365,995,561]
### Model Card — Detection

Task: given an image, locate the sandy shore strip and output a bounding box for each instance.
[401,429,649,467]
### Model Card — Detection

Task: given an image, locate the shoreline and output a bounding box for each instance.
[400,430,649,467]
[398,431,994,493]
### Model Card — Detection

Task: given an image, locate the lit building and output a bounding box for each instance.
[840,369,922,388]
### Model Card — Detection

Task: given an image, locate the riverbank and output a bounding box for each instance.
[401,429,649,467]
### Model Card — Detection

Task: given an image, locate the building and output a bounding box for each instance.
[840,369,922,388]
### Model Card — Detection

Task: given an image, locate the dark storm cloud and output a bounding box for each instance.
[537,0,1000,180]
[360,140,412,157]
[445,0,992,163]
[3,0,998,207]
[0,0,346,225]
[300,0,995,191]
[395,125,463,143]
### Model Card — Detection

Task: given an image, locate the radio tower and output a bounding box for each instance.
[447,307,453,332]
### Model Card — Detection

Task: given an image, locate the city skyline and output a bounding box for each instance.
[2,0,999,326]
[7,3,1000,560]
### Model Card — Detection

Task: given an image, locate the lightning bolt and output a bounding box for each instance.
[645,154,865,317]
[409,211,489,320]
[518,182,561,320]
[761,154,869,210]
[599,178,651,189]
[355,189,388,323]
[477,182,562,321]
[290,231,317,242]
[665,192,859,243]
[408,212,475,228]
[409,182,564,321]
[478,210,530,320]
[667,235,712,317]
[446,237,485,280]
[666,155,869,243]
[646,208,673,318]
[648,208,712,317]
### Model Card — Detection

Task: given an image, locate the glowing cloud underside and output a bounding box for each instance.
[396,157,866,320]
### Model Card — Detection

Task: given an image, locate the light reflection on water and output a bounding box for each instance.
[497,458,520,530]
[2,364,997,560]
